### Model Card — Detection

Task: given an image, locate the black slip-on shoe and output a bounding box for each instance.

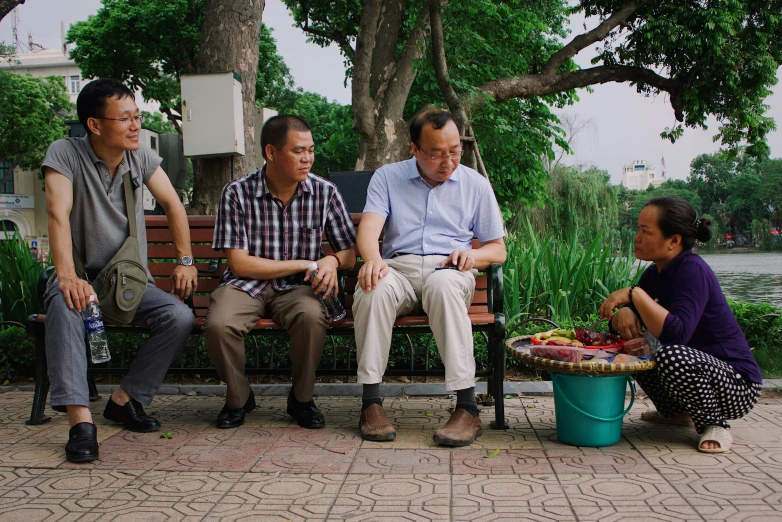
[287,391,325,429]
[103,397,161,433]
[216,390,256,429]
[65,422,98,463]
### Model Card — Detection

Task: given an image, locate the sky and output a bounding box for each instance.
[2,0,780,185]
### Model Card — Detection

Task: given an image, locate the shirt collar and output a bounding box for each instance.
[79,134,130,174]
[406,157,463,182]
[256,166,313,198]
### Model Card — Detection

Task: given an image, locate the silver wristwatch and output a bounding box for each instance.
[177,255,194,266]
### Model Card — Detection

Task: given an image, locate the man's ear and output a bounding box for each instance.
[87,117,101,136]
[265,144,276,162]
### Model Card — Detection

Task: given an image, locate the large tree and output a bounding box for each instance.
[0,71,72,187]
[0,0,24,23]
[69,0,268,213]
[285,0,782,173]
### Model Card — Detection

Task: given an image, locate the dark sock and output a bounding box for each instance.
[362,383,382,411]
[456,387,479,417]
[289,388,311,406]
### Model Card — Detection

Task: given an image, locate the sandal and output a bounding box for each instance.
[698,425,732,453]
[640,410,692,426]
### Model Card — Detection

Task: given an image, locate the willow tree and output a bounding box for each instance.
[285,0,782,174]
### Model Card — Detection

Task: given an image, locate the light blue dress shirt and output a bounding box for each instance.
[363,158,505,259]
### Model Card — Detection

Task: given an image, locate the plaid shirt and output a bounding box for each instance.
[212,167,357,298]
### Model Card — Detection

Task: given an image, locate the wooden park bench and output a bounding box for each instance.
[25,214,507,429]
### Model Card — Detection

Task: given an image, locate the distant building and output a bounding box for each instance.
[0,48,159,112]
[621,160,665,190]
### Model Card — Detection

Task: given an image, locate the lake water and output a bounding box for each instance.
[698,252,782,309]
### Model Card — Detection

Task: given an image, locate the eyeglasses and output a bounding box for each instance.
[94,114,145,126]
[414,143,464,163]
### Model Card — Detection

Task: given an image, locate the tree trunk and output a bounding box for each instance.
[190,0,264,215]
[352,1,429,171]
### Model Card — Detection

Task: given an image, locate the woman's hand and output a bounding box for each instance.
[599,287,632,320]
[612,307,643,340]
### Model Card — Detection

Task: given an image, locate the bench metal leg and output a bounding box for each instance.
[489,316,507,430]
[87,373,101,402]
[25,317,51,425]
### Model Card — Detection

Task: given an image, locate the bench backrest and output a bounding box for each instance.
[145,215,491,318]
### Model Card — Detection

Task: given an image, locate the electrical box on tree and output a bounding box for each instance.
[180,72,245,158]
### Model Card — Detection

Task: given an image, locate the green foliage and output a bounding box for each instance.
[0,228,49,324]
[0,326,35,381]
[503,222,641,336]
[275,91,360,174]
[585,0,782,156]
[0,71,72,175]
[515,165,620,244]
[67,0,205,120]
[728,300,782,377]
[141,111,176,135]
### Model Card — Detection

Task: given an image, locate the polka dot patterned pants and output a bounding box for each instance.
[633,345,761,434]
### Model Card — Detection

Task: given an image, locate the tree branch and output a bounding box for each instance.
[383,5,429,118]
[160,107,183,134]
[427,0,467,130]
[0,0,24,24]
[476,65,686,121]
[352,0,382,135]
[300,22,355,62]
[541,0,646,76]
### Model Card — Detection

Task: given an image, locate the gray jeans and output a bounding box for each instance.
[44,276,194,411]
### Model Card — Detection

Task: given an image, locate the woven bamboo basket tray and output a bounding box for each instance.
[506,335,656,376]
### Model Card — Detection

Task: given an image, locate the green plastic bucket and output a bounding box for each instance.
[550,373,635,447]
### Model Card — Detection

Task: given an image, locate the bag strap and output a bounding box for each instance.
[73,167,138,279]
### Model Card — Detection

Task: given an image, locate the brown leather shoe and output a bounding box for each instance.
[359,404,396,441]
[433,408,482,447]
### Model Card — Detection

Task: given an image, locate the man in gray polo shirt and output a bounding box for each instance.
[42,79,198,463]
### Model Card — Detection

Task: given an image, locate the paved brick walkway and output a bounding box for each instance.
[2,390,782,521]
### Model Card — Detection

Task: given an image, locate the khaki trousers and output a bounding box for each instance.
[204,284,327,408]
[352,254,477,391]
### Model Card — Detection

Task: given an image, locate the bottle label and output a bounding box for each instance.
[84,317,105,335]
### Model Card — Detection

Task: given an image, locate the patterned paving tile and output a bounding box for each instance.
[251,445,355,474]
[59,444,177,471]
[0,443,65,468]
[662,472,782,506]
[546,447,657,474]
[571,504,704,521]
[451,474,565,507]
[451,449,554,475]
[450,506,576,522]
[558,473,689,507]
[155,444,269,472]
[350,449,451,474]
[331,474,449,519]
[637,447,760,475]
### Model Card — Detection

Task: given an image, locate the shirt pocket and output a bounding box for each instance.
[299,226,323,261]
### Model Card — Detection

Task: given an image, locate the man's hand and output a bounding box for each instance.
[59,276,97,313]
[441,249,477,271]
[304,255,340,298]
[171,265,198,300]
[598,287,632,320]
[358,259,389,292]
[611,307,643,340]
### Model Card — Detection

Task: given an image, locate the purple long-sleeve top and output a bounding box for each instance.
[626,250,762,383]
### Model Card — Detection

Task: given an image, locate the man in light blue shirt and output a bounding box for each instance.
[353,109,506,446]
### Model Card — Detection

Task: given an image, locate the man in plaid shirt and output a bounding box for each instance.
[204,115,356,429]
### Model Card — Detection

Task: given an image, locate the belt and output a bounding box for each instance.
[391,252,445,258]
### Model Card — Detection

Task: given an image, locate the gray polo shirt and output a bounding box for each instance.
[41,135,162,281]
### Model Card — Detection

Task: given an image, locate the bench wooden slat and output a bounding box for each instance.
[148,245,226,259]
[191,312,496,329]
[149,262,229,277]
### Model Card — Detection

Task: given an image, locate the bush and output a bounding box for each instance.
[0,326,36,381]
[729,300,782,378]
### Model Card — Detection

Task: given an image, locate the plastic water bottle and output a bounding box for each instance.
[307,262,347,321]
[83,295,111,364]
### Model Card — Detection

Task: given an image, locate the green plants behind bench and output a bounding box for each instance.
[729,300,782,378]
[0,229,50,325]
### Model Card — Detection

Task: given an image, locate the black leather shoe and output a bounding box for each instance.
[286,390,325,429]
[216,390,256,429]
[65,422,98,463]
[103,397,161,432]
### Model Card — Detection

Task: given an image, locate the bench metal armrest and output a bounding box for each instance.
[486,263,504,315]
